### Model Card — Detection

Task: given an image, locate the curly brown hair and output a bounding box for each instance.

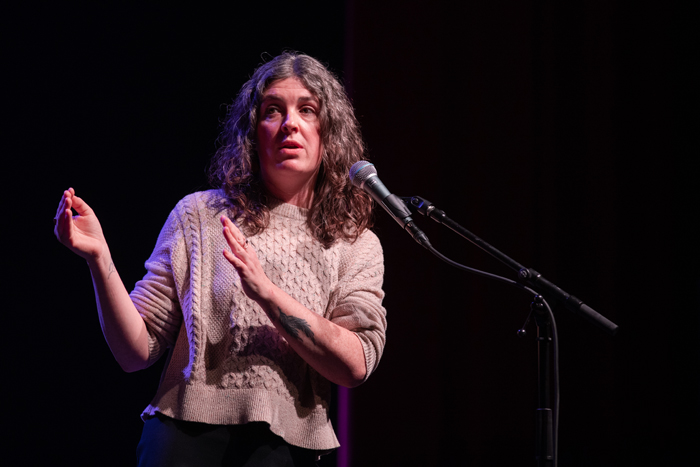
[209,52,373,247]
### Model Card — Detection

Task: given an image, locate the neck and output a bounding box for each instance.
[264,180,316,209]
[262,171,319,209]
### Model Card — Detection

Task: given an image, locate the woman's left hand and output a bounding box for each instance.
[221,216,273,304]
[220,216,367,387]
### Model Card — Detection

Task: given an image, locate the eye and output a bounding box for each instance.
[300,106,317,115]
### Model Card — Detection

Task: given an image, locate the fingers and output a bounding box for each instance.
[222,248,243,267]
[70,192,93,217]
[54,187,108,259]
[220,216,248,250]
[222,226,239,255]
[221,216,257,271]
[54,190,72,239]
[55,189,71,220]
[54,188,80,243]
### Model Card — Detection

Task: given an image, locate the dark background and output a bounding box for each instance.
[5,1,698,465]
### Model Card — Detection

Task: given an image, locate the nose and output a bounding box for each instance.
[281,112,298,134]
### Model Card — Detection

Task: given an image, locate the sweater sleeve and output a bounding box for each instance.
[129,208,185,367]
[330,231,387,381]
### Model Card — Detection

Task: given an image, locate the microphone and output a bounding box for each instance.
[349,161,430,247]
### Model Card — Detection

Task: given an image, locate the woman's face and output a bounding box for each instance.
[256,77,323,203]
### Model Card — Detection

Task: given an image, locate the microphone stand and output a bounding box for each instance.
[400,196,618,467]
[530,294,556,467]
[402,196,618,335]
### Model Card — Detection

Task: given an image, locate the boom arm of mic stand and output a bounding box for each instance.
[403,196,619,335]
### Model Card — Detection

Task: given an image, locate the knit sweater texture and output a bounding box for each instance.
[129,190,387,451]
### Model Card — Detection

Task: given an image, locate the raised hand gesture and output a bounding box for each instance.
[54,188,108,261]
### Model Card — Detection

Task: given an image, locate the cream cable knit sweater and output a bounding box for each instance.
[129,190,387,451]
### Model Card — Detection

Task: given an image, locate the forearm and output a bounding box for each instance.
[54,188,151,371]
[87,247,150,372]
[258,283,367,388]
[220,215,367,387]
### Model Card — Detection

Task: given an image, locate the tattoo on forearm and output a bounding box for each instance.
[277,307,316,345]
[108,260,115,279]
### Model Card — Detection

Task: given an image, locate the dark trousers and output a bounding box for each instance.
[137,414,320,467]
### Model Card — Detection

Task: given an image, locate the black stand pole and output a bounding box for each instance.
[401,196,619,467]
[533,295,554,467]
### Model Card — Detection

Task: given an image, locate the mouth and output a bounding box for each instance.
[280,140,303,150]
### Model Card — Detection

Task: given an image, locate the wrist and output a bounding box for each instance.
[255,280,280,313]
[85,244,111,270]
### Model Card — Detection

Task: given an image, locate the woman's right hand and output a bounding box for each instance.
[54,188,108,261]
[54,188,150,371]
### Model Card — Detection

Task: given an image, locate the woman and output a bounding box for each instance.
[54,53,387,466]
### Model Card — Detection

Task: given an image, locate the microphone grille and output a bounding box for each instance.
[349,161,377,188]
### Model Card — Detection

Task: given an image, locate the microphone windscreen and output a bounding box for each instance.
[349,161,377,188]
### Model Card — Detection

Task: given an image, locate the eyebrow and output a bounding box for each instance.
[260,94,319,105]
